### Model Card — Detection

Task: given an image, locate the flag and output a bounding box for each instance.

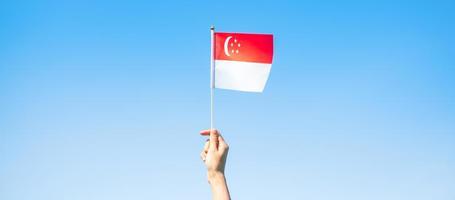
[213,32,273,92]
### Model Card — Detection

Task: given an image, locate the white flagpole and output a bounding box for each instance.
[210,26,215,131]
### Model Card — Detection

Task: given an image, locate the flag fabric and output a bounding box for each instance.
[213,32,273,92]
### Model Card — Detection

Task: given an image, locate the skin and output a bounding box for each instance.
[200,129,231,200]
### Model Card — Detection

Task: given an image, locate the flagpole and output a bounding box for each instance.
[210,26,215,131]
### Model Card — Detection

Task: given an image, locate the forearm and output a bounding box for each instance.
[208,171,231,200]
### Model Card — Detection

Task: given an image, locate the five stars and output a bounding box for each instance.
[228,37,241,55]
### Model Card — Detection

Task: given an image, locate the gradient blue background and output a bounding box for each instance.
[1,0,454,199]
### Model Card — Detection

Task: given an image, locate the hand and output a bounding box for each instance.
[200,129,231,200]
[200,129,229,178]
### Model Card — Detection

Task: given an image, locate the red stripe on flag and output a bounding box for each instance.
[215,32,273,64]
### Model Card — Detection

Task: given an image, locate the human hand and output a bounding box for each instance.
[200,129,230,200]
[200,129,229,179]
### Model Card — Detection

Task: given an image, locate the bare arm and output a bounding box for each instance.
[200,129,231,200]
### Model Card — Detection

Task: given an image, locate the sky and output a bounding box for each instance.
[1,0,454,199]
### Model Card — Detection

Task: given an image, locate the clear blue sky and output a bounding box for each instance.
[1,0,454,199]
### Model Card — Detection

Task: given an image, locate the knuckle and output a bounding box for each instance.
[220,144,229,151]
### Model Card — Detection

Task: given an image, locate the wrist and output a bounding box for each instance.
[207,170,225,184]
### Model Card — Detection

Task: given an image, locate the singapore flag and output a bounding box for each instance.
[213,32,273,92]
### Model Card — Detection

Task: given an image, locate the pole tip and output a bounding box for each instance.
[210,25,215,30]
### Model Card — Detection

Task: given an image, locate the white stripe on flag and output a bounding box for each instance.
[214,60,272,92]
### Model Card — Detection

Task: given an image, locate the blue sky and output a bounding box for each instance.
[1,0,454,199]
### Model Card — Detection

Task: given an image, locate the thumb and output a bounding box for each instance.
[209,129,219,151]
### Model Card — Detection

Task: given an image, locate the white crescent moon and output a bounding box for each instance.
[224,36,232,57]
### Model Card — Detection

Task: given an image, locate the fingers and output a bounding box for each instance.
[218,134,229,151]
[203,139,209,153]
[209,129,219,151]
[200,129,220,151]
[200,139,210,162]
[200,150,207,162]
[199,129,214,136]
